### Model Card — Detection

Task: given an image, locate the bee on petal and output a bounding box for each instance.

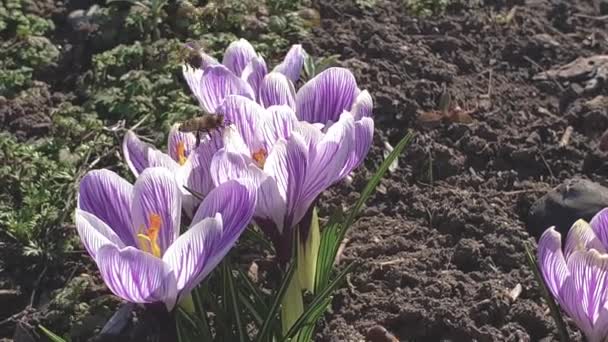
[179,112,226,146]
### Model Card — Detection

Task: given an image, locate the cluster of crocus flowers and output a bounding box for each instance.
[537,208,608,342]
[75,38,375,322]
[180,38,374,261]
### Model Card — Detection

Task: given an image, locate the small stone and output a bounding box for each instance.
[366,325,398,342]
[527,178,608,239]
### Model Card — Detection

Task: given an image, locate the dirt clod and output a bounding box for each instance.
[527,178,608,238]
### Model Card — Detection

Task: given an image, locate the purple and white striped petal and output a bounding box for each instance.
[122,131,179,177]
[559,250,608,341]
[264,105,298,146]
[180,132,224,199]
[300,113,354,212]
[162,215,222,296]
[273,44,307,84]
[97,245,178,310]
[351,90,373,120]
[209,149,251,185]
[131,168,182,256]
[341,116,374,178]
[168,123,196,166]
[192,180,256,242]
[222,39,257,77]
[241,56,268,97]
[182,66,206,107]
[199,53,220,69]
[210,149,285,231]
[564,219,607,260]
[198,65,255,113]
[591,208,608,249]
[78,169,136,247]
[216,95,269,153]
[259,72,296,109]
[538,227,569,300]
[295,67,359,124]
[589,306,608,342]
[122,130,150,176]
[75,209,125,260]
[294,121,324,151]
[221,125,252,156]
[264,135,308,229]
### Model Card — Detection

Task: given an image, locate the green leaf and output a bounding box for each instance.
[38,326,67,342]
[175,307,207,342]
[191,286,213,341]
[343,131,414,231]
[236,267,269,315]
[243,226,274,252]
[255,262,297,342]
[282,262,356,341]
[314,207,344,291]
[238,290,265,326]
[524,242,569,342]
[223,261,248,342]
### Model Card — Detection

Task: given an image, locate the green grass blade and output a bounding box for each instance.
[238,290,265,326]
[236,267,269,314]
[342,131,414,231]
[191,285,213,341]
[38,326,67,342]
[524,242,569,342]
[314,208,343,291]
[282,262,356,341]
[255,262,297,342]
[242,226,274,252]
[175,306,208,339]
[224,261,248,342]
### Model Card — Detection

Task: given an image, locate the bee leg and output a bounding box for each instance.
[195,131,201,147]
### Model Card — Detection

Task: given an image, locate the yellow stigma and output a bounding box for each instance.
[252,148,267,168]
[176,141,187,165]
[137,213,162,258]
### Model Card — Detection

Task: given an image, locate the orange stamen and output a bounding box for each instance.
[252,148,267,168]
[137,213,163,258]
[176,141,187,165]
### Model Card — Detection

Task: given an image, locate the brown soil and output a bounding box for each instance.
[305,0,608,341]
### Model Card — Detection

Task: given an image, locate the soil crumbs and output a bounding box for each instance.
[307,0,608,341]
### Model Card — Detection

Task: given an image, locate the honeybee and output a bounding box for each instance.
[179,41,204,69]
[179,112,226,146]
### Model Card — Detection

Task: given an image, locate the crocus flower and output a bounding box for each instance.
[208,67,374,262]
[537,208,608,342]
[295,67,374,178]
[122,124,224,215]
[76,167,256,309]
[181,38,307,113]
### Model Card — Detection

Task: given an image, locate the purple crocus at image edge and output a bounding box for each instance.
[537,208,608,342]
[207,66,374,262]
[76,167,256,309]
